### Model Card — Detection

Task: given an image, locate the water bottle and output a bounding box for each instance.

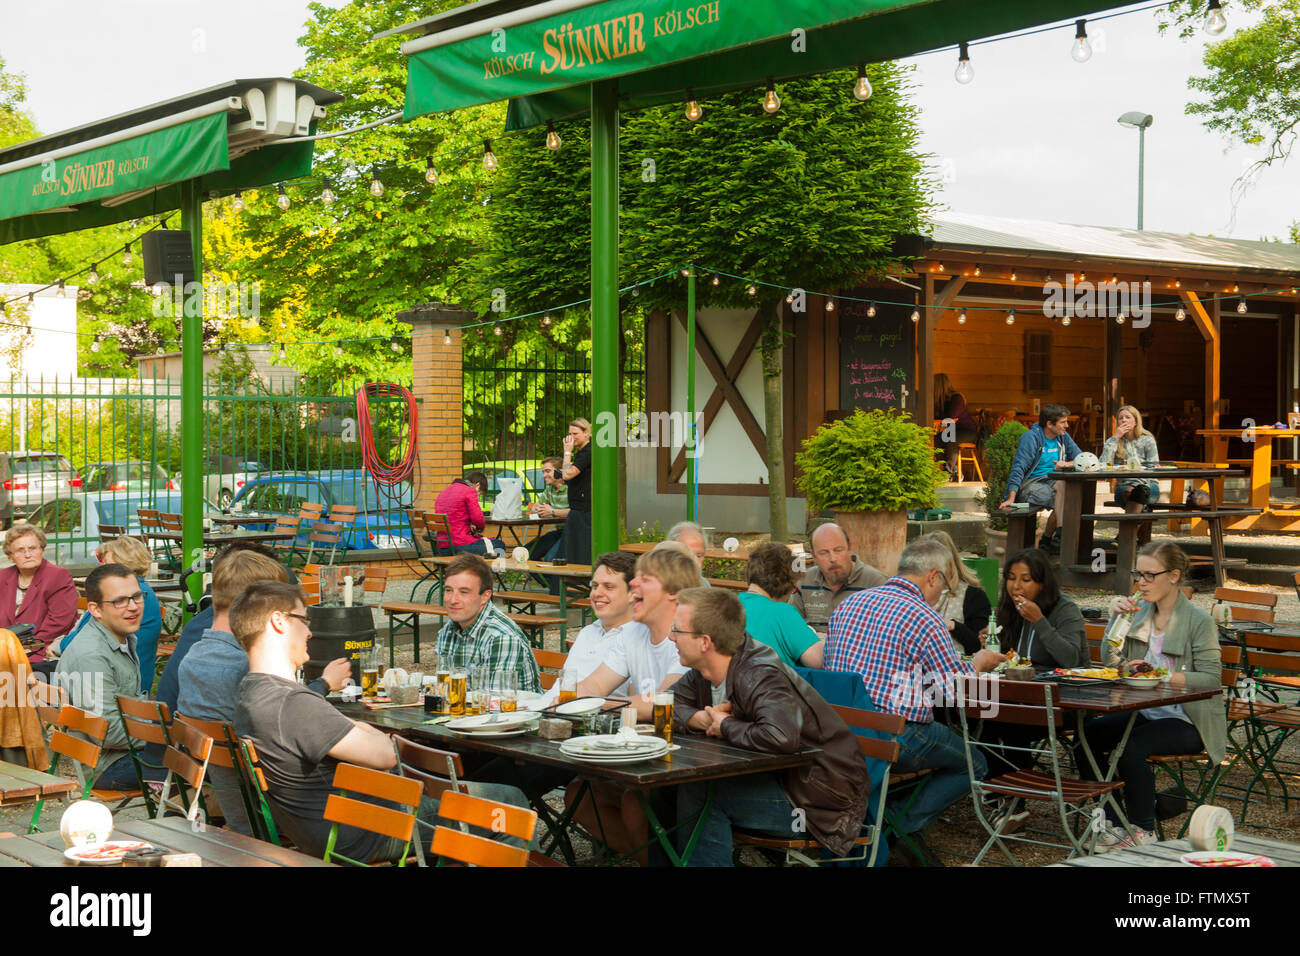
[985,618,1000,655]
[1105,589,1142,650]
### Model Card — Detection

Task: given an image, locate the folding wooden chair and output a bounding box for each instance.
[1212,586,1277,625]
[361,567,389,605]
[234,737,283,845]
[115,695,175,817]
[175,715,259,835]
[98,524,126,543]
[272,514,302,565]
[322,762,425,867]
[328,504,360,560]
[155,718,213,825]
[29,705,143,833]
[533,649,568,691]
[303,521,344,566]
[430,791,537,868]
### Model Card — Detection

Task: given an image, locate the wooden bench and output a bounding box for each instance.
[380,601,564,663]
[1005,507,1046,555]
[706,577,746,591]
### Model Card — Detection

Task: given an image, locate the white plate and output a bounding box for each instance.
[559,747,670,765]
[445,711,541,732]
[64,841,152,865]
[554,697,606,716]
[447,727,530,739]
[1179,850,1275,867]
[1121,675,1163,689]
[560,735,669,759]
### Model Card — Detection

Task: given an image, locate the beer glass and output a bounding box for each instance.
[360,646,381,699]
[558,668,579,704]
[497,672,518,713]
[448,669,468,715]
[467,665,489,715]
[653,693,674,745]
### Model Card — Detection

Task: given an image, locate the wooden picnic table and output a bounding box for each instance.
[482,515,565,549]
[619,541,752,562]
[1197,427,1300,526]
[340,701,817,866]
[73,575,184,595]
[0,816,333,867]
[0,759,77,806]
[1008,467,1252,593]
[1056,831,1300,867]
[208,511,284,527]
[142,528,298,547]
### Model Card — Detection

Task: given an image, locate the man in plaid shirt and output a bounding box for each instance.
[827,537,1003,849]
[436,554,542,693]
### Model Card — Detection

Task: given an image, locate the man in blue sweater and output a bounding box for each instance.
[999,404,1082,552]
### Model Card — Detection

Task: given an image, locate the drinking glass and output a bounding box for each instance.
[653,693,674,745]
[558,668,579,704]
[448,669,468,715]
[497,672,518,713]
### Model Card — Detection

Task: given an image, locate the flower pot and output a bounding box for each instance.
[984,528,1008,565]
[832,508,907,577]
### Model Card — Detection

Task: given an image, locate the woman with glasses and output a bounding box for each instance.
[990,547,1087,668]
[1084,541,1224,852]
[53,536,162,692]
[0,523,78,662]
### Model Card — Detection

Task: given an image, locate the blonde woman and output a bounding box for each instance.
[56,535,162,690]
[924,531,991,655]
[1100,405,1161,542]
[560,417,593,564]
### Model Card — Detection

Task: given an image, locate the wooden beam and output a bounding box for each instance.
[920,274,935,425]
[1207,296,1221,430]
[1180,291,1215,344]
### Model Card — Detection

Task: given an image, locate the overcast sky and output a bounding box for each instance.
[2,1,1292,241]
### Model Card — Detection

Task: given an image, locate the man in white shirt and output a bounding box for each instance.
[541,551,642,704]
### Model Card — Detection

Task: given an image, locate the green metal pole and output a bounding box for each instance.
[686,264,696,522]
[591,79,619,556]
[180,181,204,617]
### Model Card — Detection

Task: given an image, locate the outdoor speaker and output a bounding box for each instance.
[143,230,196,287]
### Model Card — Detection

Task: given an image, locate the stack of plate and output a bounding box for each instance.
[444,712,542,738]
[559,734,669,764]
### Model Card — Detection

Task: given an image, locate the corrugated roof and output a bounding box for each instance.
[928,212,1300,275]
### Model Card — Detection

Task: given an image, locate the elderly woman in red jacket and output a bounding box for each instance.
[0,523,78,661]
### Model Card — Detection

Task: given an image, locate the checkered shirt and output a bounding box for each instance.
[436,601,542,693]
[825,576,974,723]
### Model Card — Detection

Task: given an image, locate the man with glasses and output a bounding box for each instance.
[825,537,1005,864]
[53,564,144,752]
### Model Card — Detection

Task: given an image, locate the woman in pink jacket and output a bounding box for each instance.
[432,471,503,556]
[0,524,78,662]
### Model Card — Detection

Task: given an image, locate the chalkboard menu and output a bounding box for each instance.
[838,290,916,412]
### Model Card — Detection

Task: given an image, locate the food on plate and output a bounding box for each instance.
[70,841,149,862]
[1055,667,1119,679]
[1122,662,1169,678]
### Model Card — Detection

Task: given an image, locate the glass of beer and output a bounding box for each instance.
[653,692,674,745]
[448,669,468,715]
[558,668,579,705]
[360,647,381,699]
[497,672,518,713]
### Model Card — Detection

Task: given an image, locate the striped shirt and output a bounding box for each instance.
[436,601,542,693]
[825,576,974,723]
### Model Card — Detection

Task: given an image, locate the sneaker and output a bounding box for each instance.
[991,798,1029,834]
[1093,823,1155,853]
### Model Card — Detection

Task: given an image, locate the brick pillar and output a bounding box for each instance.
[399,301,474,513]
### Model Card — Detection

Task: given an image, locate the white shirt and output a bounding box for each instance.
[538,617,639,706]
[602,624,688,701]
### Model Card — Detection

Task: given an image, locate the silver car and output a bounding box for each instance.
[27,490,216,566]
[0,451,82,526]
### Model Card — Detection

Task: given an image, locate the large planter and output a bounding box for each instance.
[833,508,907,577]
[984,528,1008,566]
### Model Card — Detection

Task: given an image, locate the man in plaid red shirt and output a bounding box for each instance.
[826,537,1004,854]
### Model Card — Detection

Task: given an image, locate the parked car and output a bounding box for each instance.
[172,455,266,509]
[81,461,172,495]
[231,469,414,551]
[0,451,82,526]
[26,490,217,566]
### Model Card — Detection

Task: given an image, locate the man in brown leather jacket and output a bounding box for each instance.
[670,587,869,865]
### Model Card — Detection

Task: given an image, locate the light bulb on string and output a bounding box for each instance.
[88,264,99,285]
[391,340,402,353]
[545,122,561,151]
[541,313,552,327]
[710,274,720,287]
[27,292,34,304]
[911,296,921,323]
[853,65,873,101]
[91,337,101,353]
[785,290,794,304]
[334,346,343,358]
[425,158,439,185]
[1116,311,1126,325]
[1204,0,1227,35]
[954,42,974,84]
[1237,296,1248,313]
[761,78,780,113]
[1062,316,1072,326]
[957,309,967,324]
[321,184,335,206]
[680,268,691,278]
[443,329,452,346]
[232,192,245,213]
[973,265,982,277]
[483,140,498,171]
[57,280,66,298]
[825,299,835,312]
[122,244,133,267]
[867,302,876,318]
[278,344,286,360]
[746,282,757,296]
[277,185,290,211]
[1006,310,1016,325]
[1010,271,1017,281]
[1175,307,1186,321]
[493,322,503,336]
[684,89,702,122]
[370,168,384,196]
[1071,20,1092,62]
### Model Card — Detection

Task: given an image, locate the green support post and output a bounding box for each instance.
[590,79,619,557]
[179,181,204,618]
[686,264,696,521]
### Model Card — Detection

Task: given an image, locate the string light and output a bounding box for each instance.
[1237,296,1248,313]
[443,329,452,346]
[277,185,290,211]
[334,346,343,358]
[493,322,503,335]
[867,302,876,318]
[685,88,702,122]
[785,290,794,304]
[321,184,335,206]
[27,292,34,304]
[936,262,945,272]
[853,65,873,101]
[1116,311,1126,325]
[1204,0,1227,35]
[1010,271,1017,281]
[425,157,439,184]
[542,313,552,327]
[545,122,562,151]
[957,309,967,324]
[710,274,720,287]
[391,340,402,352]
[370,168,384,196]
[1062,315,1072,326]
[1006,309,1016,325]
[1071,20,1092,62]
[825,299,835,312]
[88,264,99,285]
[91,337,101,353]
[911,295,920,323]
[1175,307,1186,321]
[57,280,66,298]
[746,282,757,296]
[973,265,981,277]
[278,344,286,360]
[122,244,132,267]
[955,42,974,84]
[232,192,245,213]
[761,78,781,113]
[483,140,499,171]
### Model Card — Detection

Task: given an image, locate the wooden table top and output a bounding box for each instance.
[422,554,594,579]
[1049,680,1222,715]
[484,516,566,528]
[619,541,753,562]
[338,702,816,790]
[207,512,284,526]
[0,817,333,867]
[0,760,77,806]
[1057,832,1300,867]
[142,528,297,544]
[1198,427,1300,439]
[1053,467,1246,481]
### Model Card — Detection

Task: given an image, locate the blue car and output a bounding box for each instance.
[230,470,414,551]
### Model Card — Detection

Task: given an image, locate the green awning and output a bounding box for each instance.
[398,0,1123,126]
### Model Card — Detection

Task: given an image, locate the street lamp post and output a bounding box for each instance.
[1117,112,1154,230]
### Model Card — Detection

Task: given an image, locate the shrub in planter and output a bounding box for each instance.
[974,420,1028,532]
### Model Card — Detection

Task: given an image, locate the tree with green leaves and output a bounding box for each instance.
[471,64,932,540]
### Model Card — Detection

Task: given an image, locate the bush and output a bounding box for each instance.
[975,421,1028,530]
[795,409,944,512]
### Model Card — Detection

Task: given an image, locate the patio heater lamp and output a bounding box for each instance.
[1117,112,1154,230]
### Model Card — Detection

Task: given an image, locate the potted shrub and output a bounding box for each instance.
[795,408,944,575]
[974,420,1028,562]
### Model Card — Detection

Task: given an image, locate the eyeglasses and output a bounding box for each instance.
[101,592,144,610]
[1130,569,1173,583]
[10,545,42,555]
[669,625,705,637]
[284,611,311,626]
